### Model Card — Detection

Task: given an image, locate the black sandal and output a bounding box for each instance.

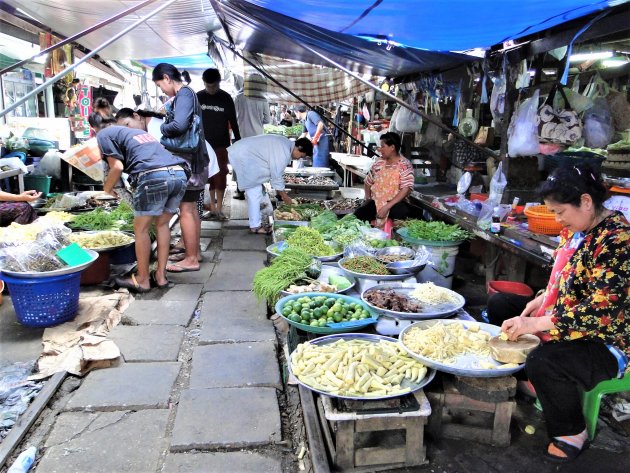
[150,270,171,289]
[115,274,151,293]
[544,439,589,463]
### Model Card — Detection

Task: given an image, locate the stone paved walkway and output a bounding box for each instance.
[33,192,285,473]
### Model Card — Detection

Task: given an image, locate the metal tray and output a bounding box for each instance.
[281,265,356,296]
[267,241,343,262]
[361,283,465,320]
[0,249,99,279]
[289,333,436,400]
[285,182,340,191]
[69,231,135,252]
[398,320,525,377]
[284,167,336,177]
[338,257,411,281]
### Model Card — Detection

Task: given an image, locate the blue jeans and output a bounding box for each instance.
[132,169,187,216]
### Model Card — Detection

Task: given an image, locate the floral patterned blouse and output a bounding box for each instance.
[548,211,630,356]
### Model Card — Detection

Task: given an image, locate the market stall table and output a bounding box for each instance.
[408,190,554,283]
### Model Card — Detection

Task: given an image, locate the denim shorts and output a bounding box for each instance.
[132,169,187,216]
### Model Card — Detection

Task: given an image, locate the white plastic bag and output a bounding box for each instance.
[488,161,507,204]
[490,74,506,123]
[583,98,614,148]
[388,105,401,134]
[507,90,540,157]
[395,99,423,133]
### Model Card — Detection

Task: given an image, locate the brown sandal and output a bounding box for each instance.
[249,226,272,235]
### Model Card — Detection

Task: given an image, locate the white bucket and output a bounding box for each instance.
[415,244,460,289]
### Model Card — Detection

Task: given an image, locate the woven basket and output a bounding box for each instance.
[524,205,564,235]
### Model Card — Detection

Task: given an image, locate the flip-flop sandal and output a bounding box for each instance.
[169,253,204,263]
[169,247,185,255]
[166,263,200,273]
[218,212,229,221]
[544,439,589,463]
[150,270,171,289]
[249,226,272,235]
[115,274,151,293]
[168,253,186,262]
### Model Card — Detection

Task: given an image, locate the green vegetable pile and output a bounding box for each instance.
[69,202,134,231]
[286,227,335,256]
[280,295,372,327]
[403,220,472,242]
[310,210,338,233]
[253,248,319,305]
[341,256,389,275]
[277,203,323,220]
[328,274,352,290]
[321,214,370,246]
[368,239,400,248]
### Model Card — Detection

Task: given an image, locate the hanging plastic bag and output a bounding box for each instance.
[490,74,506,124]
[395,97,423,133]
[583,98,614,148]
[388,105,401,134]
[488,161,507,204]
[507,90,540,157]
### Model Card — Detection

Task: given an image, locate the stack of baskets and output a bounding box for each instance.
[524,205,564,235]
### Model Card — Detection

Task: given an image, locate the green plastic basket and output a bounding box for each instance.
[23,175,51,195]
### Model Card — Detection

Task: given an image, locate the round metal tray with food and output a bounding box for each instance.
[281,265,356,296]
[289,333,436,400]
[338,255,421,281]
[362,282,465,320]
[68,231,135,252]
[399,320,528,377]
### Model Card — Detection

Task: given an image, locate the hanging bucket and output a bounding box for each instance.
[415,244,460,289]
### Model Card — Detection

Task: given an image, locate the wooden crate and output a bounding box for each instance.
[317,391,430,472]
[426,378,515,447]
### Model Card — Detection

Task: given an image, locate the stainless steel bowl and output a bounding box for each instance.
[374,246,415,261]
[386,260,426,275]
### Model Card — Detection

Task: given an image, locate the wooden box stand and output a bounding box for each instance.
[426,376,516,447]
[317,391,430,472]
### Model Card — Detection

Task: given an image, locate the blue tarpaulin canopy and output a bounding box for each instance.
[240,0,625,51]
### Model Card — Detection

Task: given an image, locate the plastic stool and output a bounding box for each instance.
[581,375,630,440]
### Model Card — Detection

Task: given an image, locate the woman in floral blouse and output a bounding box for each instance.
[502,164,629,462]
[354,132,414,227]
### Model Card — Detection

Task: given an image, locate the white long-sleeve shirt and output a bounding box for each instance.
[227,135,293,191]
[234,93,270,138]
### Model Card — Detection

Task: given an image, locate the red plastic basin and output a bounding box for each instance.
[487,280,534,297]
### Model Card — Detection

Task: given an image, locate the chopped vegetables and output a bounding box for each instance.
[341,256,389,275]
[69,231,133,250]
[410,282,461,305]
[290,338,427,397]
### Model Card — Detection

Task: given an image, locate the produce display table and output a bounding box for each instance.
[408,190,554,283]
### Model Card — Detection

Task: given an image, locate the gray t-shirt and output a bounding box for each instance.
[96,126,187,175]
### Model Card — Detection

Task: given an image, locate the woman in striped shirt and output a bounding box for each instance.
[354,132,414,227]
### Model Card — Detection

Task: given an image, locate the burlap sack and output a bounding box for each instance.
[606,89,630,132]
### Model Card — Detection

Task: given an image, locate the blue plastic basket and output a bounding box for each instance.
[2,272,81,327]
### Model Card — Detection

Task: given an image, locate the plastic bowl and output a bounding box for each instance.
[275,292,378,334]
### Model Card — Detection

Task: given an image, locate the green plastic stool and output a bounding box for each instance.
[581,376,630,440]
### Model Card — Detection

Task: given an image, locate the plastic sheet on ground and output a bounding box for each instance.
[0,361,43,441]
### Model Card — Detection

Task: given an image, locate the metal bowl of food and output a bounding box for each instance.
[374,246,415,263]
[338,257,411,281]
[386,260,426,275]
